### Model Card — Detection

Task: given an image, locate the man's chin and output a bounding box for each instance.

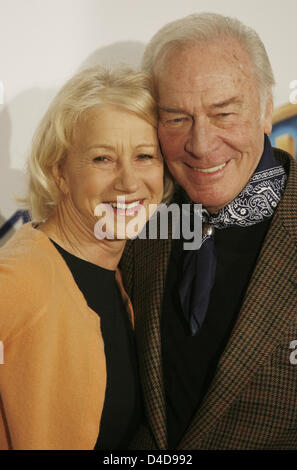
[185,188,233,212]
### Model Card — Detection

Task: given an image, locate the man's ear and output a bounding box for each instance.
[263,93,273,135]
[52,160,69,195]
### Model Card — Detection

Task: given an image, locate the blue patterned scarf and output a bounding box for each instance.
[179,135,287,335]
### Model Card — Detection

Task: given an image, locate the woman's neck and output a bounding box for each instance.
[38,205,126,271]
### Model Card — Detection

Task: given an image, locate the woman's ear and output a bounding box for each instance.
[52,161,69,195]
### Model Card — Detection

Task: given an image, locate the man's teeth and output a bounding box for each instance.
[109,200,140,209]
[194,162,226,173]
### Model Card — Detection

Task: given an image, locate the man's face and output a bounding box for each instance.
[157,39,273,212]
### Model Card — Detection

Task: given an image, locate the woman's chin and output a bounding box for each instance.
[93,205,149,241]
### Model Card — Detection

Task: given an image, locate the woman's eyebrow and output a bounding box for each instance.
[135,143,159,149]
[84,143,159,151]
[85,144,115,151]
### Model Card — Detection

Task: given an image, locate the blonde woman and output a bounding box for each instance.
[0,66,172,450]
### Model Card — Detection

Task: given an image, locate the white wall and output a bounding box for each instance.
[1,0,296,224]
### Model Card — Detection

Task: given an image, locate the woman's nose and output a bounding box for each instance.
[113,165,140,193]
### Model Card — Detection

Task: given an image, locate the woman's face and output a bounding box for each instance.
[57,105,164,240]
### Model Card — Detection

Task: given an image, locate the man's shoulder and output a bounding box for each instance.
[273,146,297,202]
[270,147,297,249]
[273,146,295,171]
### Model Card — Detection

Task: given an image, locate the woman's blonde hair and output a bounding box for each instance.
[26,65,173,221]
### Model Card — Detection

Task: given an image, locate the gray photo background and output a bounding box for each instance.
[1,0,296,244]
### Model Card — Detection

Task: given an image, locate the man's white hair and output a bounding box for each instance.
[142,12,275,116]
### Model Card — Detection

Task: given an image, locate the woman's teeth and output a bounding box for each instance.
[193,162,226,173]
[109,200,141,210]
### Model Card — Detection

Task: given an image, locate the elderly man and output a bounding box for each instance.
[121,13,297,450]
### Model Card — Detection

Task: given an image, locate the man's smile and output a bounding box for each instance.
[192,162,227,173]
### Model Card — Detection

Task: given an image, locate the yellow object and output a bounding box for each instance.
[0,223,134,450]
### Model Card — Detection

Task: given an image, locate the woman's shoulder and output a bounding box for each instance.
[0,223,59,340]
[0,222,56,277]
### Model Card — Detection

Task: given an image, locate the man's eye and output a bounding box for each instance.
[172,118,185,123]
[164,117,191,128]
[218,112,232,117]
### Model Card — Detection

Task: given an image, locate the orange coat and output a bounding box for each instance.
[0,222,133,450]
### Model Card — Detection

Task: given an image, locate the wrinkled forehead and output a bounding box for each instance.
[155,39,256,96]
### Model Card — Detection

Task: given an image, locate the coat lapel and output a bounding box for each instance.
[132,235,172,449]
[179,150,297,448]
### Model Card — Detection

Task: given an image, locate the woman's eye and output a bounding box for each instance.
[137,154,153,160]
[93,156,109,162]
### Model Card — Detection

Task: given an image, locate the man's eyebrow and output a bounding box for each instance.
[158,106,189,115]
[211,97,242,108]
[159,98,242,114]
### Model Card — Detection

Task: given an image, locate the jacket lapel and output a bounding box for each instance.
[179,150,297,448]
[133,236,172,449]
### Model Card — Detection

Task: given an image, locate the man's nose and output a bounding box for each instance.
[185,118,220,158]
[113,164,139,193]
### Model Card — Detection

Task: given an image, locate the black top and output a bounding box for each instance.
[161,219,271,449]
[51,241,143,450]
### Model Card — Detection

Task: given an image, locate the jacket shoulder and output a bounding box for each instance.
[0,223,57,341]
